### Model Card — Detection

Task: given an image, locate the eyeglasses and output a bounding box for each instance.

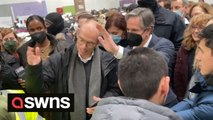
[77,36,97,48]
[191,25,203,32]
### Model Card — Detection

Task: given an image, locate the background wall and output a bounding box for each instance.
[84,0,119,11]
[1,0,212,27]
[12,1,47,18]
[45,0,74,13]
[0,0,121,13]
[0,0,212,13]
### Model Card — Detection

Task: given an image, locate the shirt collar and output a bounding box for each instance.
[143,34,152,47]
[78,51,94,63]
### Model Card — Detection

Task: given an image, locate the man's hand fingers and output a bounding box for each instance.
[27,47,34,56]
[35,47,40,56]
[93,96,101,102]
[17,79,26,88]
[96,23,110,40]
[86,107,95,115]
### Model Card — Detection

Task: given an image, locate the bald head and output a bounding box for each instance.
[76,20,100,59]
[78,20,100,41]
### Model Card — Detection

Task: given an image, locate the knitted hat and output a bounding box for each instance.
[45,12,64,35]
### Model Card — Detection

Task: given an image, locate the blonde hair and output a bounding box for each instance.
[189,2,213,18]
[182,14,213,50]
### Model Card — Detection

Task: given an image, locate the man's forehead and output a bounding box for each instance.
[78,31,98,43]
[127,17,142,28]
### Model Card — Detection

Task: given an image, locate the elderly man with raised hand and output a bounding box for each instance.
[26,20,122,120]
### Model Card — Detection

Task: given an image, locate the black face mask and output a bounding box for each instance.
[30,31,47,44]
[137,0,158,13]
[127,32,143,47]
[47,22,64,35]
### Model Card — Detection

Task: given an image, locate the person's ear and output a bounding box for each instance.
[159,76,170,97]
[96,39,100,46]
[143,27,153,38]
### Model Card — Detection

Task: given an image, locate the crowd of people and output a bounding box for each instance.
[1,0,213,120]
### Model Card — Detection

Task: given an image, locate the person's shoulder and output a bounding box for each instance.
[197,90,213,104]
[50,43,74,59]
[158,7,176,18]
[99,48,116,62]
[17,40,34,53]
[158,7,182,24]
[95,97,181,120]
[153,34,174,46]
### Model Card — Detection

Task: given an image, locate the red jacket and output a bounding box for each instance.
[173,45,195,101]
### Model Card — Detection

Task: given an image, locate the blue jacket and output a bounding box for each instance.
[148,34,175,66]
[172,71,213,120]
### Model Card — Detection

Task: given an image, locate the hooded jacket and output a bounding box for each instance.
[172,71,213,120]
[91,97,181,120]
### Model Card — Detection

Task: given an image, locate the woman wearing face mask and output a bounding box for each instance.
[0,28,25,90]
[17,15,66,67]
[105,12,129,48]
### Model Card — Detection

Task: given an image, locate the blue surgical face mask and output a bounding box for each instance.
[174,10,183,17]
[111,34,122,44]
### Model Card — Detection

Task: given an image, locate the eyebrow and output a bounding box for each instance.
[79,35,96,44]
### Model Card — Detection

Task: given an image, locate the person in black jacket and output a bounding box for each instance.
[26,20,122,120]
[0,28,25,90]
[45,12,74,46]
[17,15,66,67]
[137,0,186,51]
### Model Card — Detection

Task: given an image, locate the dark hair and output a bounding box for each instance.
[199,24,213,54]
[126,4,138,13]
[118,47,168,100]
[105,13,127,38]
[26,15,45,29]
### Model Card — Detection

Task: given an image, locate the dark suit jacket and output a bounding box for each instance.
[148,34,177,107]
[148,34,175,65]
